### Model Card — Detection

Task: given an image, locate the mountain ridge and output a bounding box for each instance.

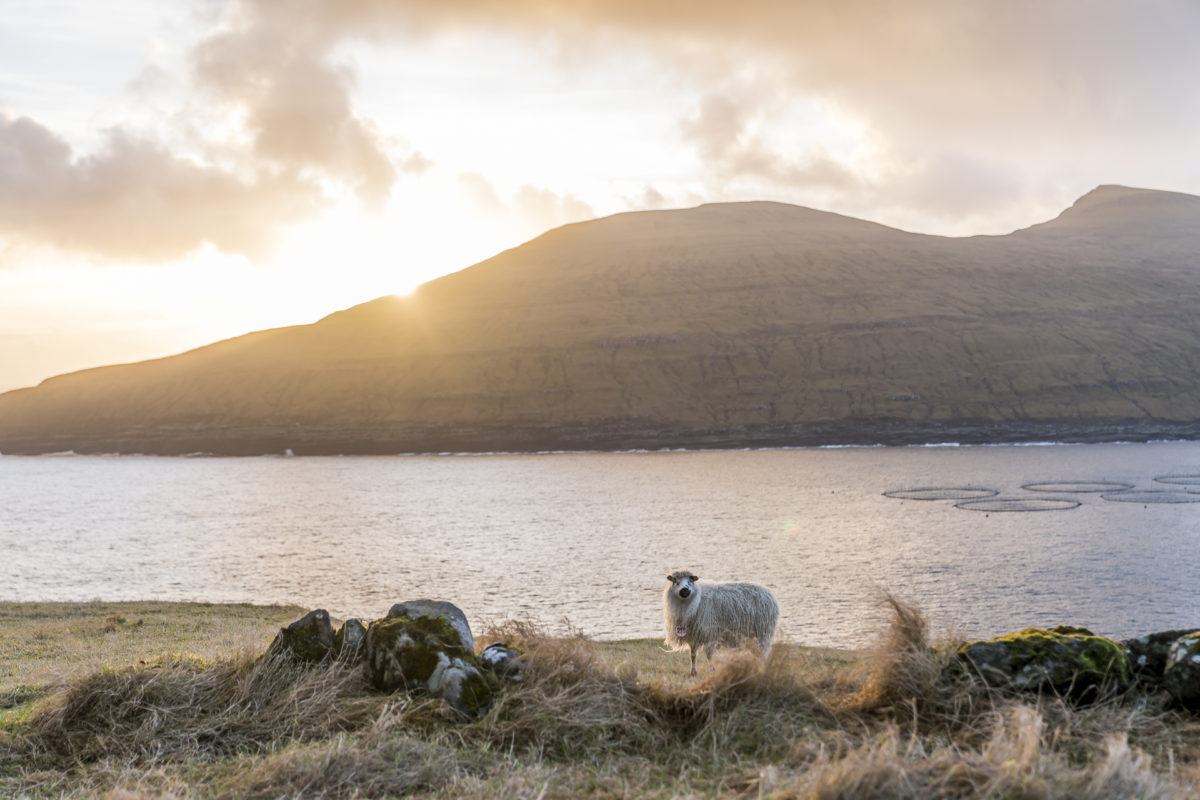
[3,185,1200,454]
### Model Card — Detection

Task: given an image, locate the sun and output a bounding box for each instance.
[272,182,533,307]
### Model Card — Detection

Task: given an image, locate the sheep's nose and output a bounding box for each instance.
[679,587,691,598]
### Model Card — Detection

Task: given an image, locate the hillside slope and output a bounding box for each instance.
[3,185,1200,454]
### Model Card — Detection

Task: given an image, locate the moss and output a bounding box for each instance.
[1048,625,1095,636]
[456,666,494,716]
[267,609,334,664]
[365,615,475,693]
[399,614,467,653]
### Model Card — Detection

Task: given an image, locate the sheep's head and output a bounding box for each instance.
[666,570,699,600]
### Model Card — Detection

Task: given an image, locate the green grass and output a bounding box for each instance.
[2,599,1200,798]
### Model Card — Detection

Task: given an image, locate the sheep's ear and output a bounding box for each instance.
[688,574,699,582]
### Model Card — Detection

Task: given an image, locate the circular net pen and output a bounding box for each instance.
[1154,475,1200,486]
[1022,481,1134,494]
[1101,490,1200,504]
[883,487,999,501]
[956,497,1081,512]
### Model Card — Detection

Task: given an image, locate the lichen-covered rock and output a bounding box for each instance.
[365,614,492,717]
[480,642,526,681]
[387,600,474,653]
[957,625,1130,696]
[1164,632,1200,705]
[1123,629,1200,684]
[267,609,335,663]
[333,618,367,661]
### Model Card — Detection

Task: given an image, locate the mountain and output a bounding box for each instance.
[3,185,1200,455]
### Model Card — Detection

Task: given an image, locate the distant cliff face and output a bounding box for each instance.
[3,186,1200,454]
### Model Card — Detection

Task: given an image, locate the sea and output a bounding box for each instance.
[3,441,1199,648]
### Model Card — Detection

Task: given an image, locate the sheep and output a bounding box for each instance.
[663,570,779,676]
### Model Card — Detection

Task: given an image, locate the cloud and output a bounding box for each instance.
[628,184,668,210]
[0,0,429,263]
[458,172,505,216]
[0,114,319,261]
[459,172,594,233]
[149,1,1200,235]
[191,1,397,207]
[297,0,1198,133]
[512,184,595,229]
[399,151,434,176]
[8,0,1199,263]
[680,88,861,194]
[366,0,1200,223]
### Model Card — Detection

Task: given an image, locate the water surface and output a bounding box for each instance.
[3,442,1199,646]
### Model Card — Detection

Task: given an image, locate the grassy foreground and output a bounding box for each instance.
[2,600,1200,798]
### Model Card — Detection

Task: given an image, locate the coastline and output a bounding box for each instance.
[3,417,1199,456]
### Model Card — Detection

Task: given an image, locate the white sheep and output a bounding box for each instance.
[663,570,779,676]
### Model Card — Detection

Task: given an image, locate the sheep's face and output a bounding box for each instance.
[666,571,699,602]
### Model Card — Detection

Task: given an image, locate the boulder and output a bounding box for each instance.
[387,600,474,653]
[267,609,335,663]
[365,614,493,718]
[957,626,1130,697]
[480,642,526,681]
[1122,629,1200,685]
[1164,632,1200,705]
[334,618,367,661]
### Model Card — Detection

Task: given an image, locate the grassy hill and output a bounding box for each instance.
[3,185,1200,454]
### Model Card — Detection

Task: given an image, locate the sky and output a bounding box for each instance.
[2,0,1200,393]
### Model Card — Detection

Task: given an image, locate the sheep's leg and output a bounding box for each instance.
[689,645,698,676]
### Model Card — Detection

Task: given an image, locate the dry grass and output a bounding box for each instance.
[0,601,306,694]
[2,600,1200,798]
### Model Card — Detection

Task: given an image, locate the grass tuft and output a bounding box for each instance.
[23,649,382,769]
[469,623,671,760]
[221,731,461,800]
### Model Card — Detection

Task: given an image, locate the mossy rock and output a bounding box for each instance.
[1164,632,1200,706]
[957,626,1130,697]
[266,609,334,663]
[365,614,493,718]
[1123,629,1200,685]
[333,618,367,661]
[386,600,474,653]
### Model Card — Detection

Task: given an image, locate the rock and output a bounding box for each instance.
[365,614,493,718]
[387,600,474,653]
[1164,632,1200,705]
[1122,629,1200,684]
[957,626,1130,697]
[267,609,335,663]
[366,614,471,690]
[333,618,367,661]
[480,643,526,681]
